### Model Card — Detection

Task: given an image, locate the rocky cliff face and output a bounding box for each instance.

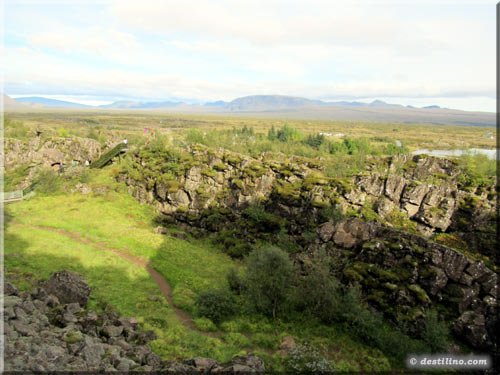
[122,146,495,259]
[312,219,498,352]
[348,155,496,256]
[3,271,265,373]
[4,136,102,170]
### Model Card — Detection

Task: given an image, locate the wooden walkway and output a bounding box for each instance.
[90,142,128,169]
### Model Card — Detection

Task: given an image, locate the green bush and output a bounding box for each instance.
[268,124,303,143]
[422,310,450,352]
[303,133,326,149]
[4,165,30,191]
[295,254,340,323]
[385,142,408,156]
[334,286,423,362]
[284,343,333,373]
[195,288,236,324]
[244,246,293,318]
[267,125,277,141]
[242,205,284,233]
[57,127,70,138]
[457,153,496,186]
[193,317,218,332]
[329,137,372,156]
[232,125,255,136]
[35,168,61,194]
[318,205,344,223]
[227,268,245,295]
[4,117,30,139]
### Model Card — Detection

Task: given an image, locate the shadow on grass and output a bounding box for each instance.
[2,213,239,361]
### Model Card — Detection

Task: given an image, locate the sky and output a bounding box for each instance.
[2,0,496,112]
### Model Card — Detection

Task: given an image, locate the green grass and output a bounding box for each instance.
[4,111,496,152]
[4,224,167,319]
[4,167,396,369]
[4,169,238,360]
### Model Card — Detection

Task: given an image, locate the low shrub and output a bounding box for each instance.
[284,343,333,373]
[421,309,450,352]
[226,268,245,295]
[242,205,283,233]
[35,168,61,194]
[193,317,218,332]
[195,288,236,324]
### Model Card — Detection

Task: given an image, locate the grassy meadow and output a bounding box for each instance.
[5,110,496,151]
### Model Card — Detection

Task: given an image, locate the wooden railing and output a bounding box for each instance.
[2,183,37,203]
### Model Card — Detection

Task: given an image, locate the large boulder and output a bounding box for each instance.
[331,218,377,248]
[42,271,91,306]
[453,311,491,350]
[224,355,266,372]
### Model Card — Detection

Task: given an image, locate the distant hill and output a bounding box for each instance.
[225,95,412,110]
[15,97,90,108]
[227,95,324,111]
[204,100,228,107]
[4,94,28,110]
[101,100,183,109]
[214,95,493,127]
[367,99,404,108]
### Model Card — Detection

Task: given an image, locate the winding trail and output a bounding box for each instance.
[13,222,215,336]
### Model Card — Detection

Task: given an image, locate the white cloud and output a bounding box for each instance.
[4,0,495,111]
[27,27,138,57]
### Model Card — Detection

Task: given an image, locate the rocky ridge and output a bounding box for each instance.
[4,137,102,170]
[122,146,495,257]
[3,271,265,373]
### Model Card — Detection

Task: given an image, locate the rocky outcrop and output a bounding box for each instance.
[316,219,498,352]
[4,136,101,170]
[123,147,495,258]
[3,272,265,373]
[351,155,496,249]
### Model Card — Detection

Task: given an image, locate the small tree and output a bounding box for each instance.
[267,125,277,141]
[244,246,293,318]
[277,125,301,142]
[303,133,326,149]
[295,253,340,323]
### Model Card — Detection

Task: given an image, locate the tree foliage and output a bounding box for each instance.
[244,246,293,318]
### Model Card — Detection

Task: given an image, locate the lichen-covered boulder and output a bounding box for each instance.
[43,271,91,306]
[331,218,377,248]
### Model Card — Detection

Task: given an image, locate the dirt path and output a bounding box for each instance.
[14,222,214,336]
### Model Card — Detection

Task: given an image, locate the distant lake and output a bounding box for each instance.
[412,148,498,160]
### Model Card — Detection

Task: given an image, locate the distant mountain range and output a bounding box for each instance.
[14,96,91,108]
[4,94,493,127]
[99,100,183,109]
[7,94,435,111]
